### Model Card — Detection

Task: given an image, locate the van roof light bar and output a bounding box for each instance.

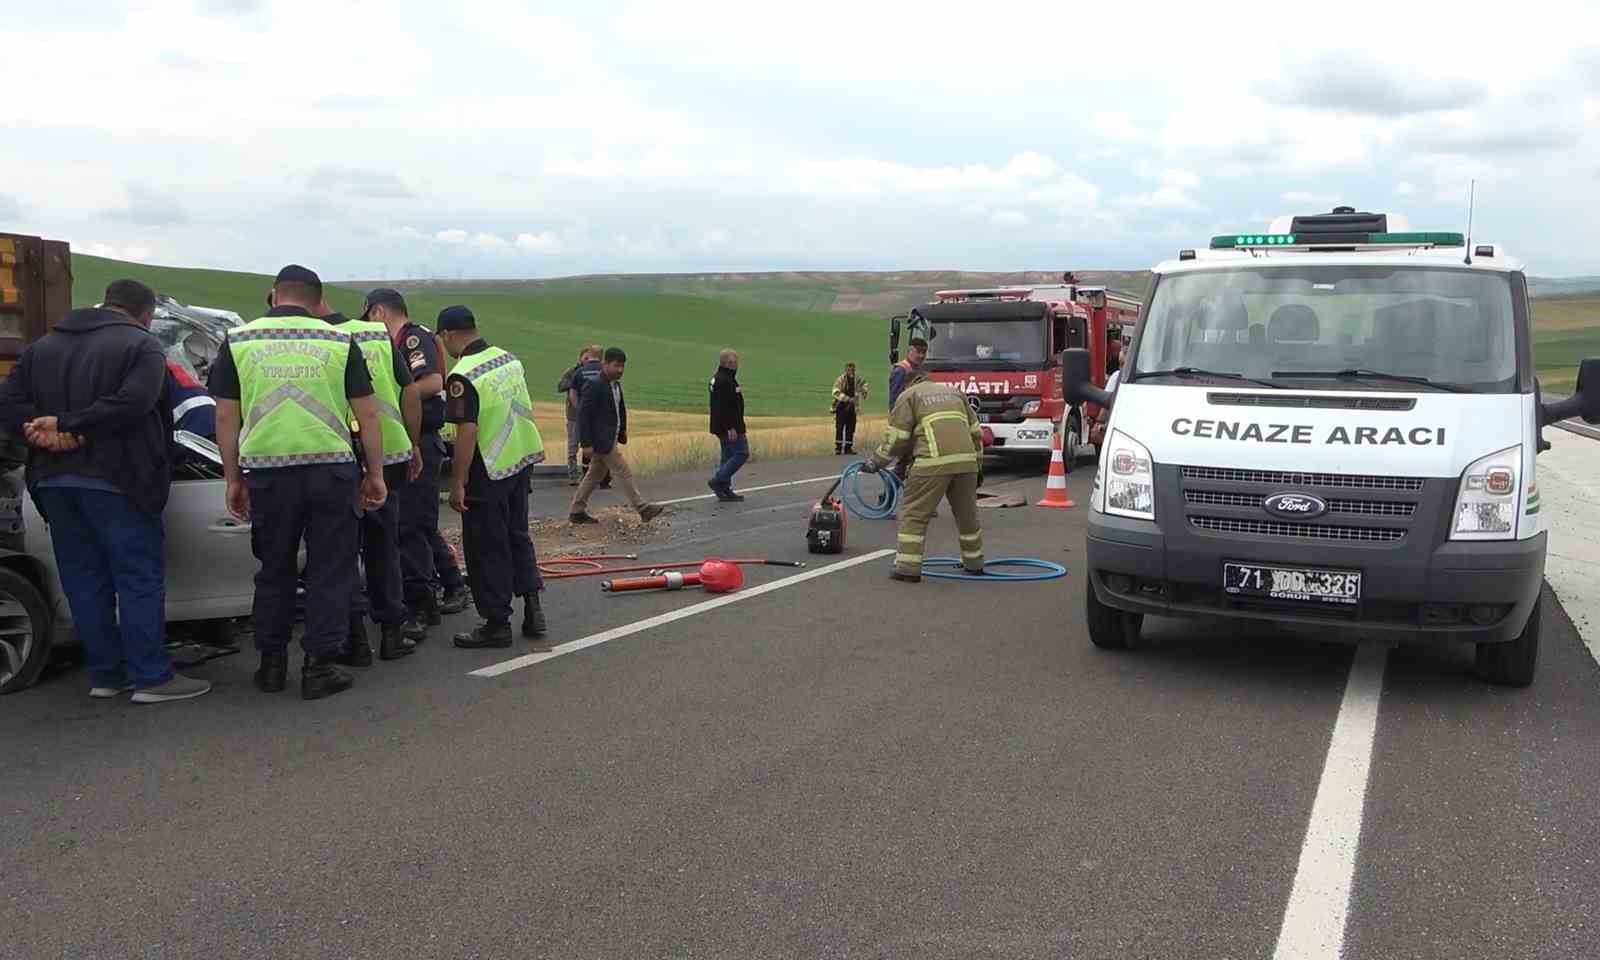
[1209,231,1465,251]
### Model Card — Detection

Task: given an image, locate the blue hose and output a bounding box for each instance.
[838,461,901,520]
[921,557,1068,581]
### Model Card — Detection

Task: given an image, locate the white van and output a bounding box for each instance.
[1064,207,1600,686]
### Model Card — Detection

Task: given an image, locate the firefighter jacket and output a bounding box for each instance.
[871,372,983,476]
[830,372,868,411]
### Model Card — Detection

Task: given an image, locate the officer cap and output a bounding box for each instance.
[436,305,477,331]
[359,287,408,321]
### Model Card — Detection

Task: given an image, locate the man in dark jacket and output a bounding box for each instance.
[707,348,747,502]
[0,279,211,703]
[569,347,664,525]
[557,345,602,485]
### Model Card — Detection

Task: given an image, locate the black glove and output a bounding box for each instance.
[858,459,880,474]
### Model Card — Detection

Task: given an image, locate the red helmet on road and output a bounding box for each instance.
[699,559,743,594]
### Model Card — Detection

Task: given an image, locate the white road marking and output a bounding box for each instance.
[1273,642,1389,960]
[469,548,895,677]
[1535,428,1600,664]
[658,474,841,506]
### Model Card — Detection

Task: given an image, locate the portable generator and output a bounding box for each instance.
[806,478,846,554]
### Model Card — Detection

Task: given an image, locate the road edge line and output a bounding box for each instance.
[469,548,896,678]
[1272,641,1388,960]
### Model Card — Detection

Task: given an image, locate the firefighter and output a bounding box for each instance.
[860,367,984,583]
[830,362,867,455]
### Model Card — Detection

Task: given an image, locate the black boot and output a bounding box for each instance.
[336,616,374,668]
[439,585,470,615]
[254,651,288,693]
[453,621,513,649]
[379,622,416,660]
[402,614,428,644]
[301,653,355,701]
[843,443,854,455]
[834,444,844,455]
[522,593,549,641]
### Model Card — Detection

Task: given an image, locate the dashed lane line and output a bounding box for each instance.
[469,548,896,678]
[1272,642,1389,960]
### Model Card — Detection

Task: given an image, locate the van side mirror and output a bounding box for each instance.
[1539,357,1600,426]
[1062,348,1111,408]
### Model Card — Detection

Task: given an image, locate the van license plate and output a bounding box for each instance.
[1224,563,1360,606]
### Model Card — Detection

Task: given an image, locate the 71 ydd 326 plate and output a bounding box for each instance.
[1223,562,1360,606]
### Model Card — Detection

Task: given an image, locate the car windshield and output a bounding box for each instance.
[1132,266,1518,392]
[923,320,1045,368]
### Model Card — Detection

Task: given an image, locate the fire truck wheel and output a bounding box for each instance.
[1085,575,1141,650]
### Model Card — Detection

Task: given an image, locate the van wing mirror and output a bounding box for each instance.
[1062,348,1111,408]
[1539,357,1600,426]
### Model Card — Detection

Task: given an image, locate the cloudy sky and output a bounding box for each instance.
[5,0,1599,279]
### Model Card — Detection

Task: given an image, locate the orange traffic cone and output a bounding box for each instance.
[1037,429,1076,508]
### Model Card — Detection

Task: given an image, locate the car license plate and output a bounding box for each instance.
[1223,563,1360,606]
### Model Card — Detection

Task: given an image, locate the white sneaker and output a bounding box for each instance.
[130,675,212,704]
[89,684,134,699]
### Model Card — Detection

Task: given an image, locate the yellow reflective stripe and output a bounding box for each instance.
[960,548,984,560]
[923,410,970,426]
[897,533,925,544]
[915,451,978,467]
[922,421,940,459]
[884,425,912,440]
[894,552,924,566]
[958,532,982,542]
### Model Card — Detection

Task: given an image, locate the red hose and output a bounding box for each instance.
[539,556,804,579]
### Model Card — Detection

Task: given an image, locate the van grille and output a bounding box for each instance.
[1180,466,1423,492]
[1189,516,1406,543]
[1207,392,1416,412]
[1183,490,1416,518]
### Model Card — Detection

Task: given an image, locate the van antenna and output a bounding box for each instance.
[1463,179,1476,265]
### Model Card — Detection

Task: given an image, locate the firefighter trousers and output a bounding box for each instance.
[895,471,983,577]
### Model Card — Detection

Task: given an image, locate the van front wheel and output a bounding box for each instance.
[1474,595,1540,687]
[1086,576,1141,650]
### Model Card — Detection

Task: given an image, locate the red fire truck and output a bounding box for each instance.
[889,275,1140,467]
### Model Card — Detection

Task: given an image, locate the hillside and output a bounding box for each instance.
[366,269,1155,316]
[70,254,882,418]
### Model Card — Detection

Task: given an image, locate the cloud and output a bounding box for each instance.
[515,231,564,254]
[434,229,469,244]
[1092,112,1146,143]
[991,210,1028,227]
[306,166,415,199]
[1395,182,1417,197]
[1131,186,1202,211]
[79,241,155,263]
[0,193,21,221]
[1258,55,1486,116]
[102,185,187,226]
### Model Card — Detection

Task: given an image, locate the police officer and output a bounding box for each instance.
[213,265,388,700]
[361,290,469,635]
[860,366,985,583]
[436,306,551,650]
[320,293,423,663]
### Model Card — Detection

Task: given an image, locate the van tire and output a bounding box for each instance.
[1474,595,1540,687]
[1086,576,1141,650]
[0,566,53,695]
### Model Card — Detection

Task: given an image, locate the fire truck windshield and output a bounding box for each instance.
[923,320,1046,370]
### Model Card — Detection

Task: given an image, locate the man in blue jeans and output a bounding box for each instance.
[707,348,748,502]
[0,279,209,703]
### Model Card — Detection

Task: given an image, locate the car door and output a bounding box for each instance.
[163,431,258,621]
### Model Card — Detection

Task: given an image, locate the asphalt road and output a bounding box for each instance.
[5,453,1599,959]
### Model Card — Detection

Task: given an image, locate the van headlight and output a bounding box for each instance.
[1105,429,1155,521]
[1451,445,1520,540]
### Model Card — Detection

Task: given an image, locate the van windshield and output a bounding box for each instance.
[1132,266,1518,393]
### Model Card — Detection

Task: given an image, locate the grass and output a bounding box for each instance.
[1532,296,1600,393]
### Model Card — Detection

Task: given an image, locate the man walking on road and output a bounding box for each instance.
[213,265,388,701]
[707,348,747,502]
[570,347,664,525]
[831,361,868,455]
[860,367,984,583]
[436,306,552,651]
[0,279,211,703]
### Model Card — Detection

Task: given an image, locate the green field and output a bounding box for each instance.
[71,255,883,417]
[1531,297,1600,393]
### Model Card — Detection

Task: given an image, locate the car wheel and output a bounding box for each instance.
[1474,594,1540,687]
[1086,575,1141,650]
[0,566,53,695]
